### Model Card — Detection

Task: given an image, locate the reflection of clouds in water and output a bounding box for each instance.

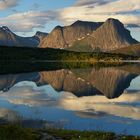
[128,76,140,90]
[1,81,140,120]
[58,91,140,120]
[0,108,20,122]
[108,119,132,125]
[75,110,107,119]
[2,81,61,100]
[0,81,65,107]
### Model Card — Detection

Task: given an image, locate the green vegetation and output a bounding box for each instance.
[0,124,140,140]
[0,46,138,62]
[46,129,140,140]
[0,46,138,74]
[0,124,39,140]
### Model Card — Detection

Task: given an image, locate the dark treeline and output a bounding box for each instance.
[0,46,138,61]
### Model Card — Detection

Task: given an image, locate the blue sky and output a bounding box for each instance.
[0,0,139,41]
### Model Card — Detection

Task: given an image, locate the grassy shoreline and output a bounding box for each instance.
[0,124,140,140]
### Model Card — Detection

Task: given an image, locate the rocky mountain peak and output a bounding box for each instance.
[39,20,103,48]
[71,20,103,28]
[87,18,139,51]
[102,18,127,33]
[72,20,88,26]
[53,25,63,30]
[106,18,137,42]
[68,18,138,52]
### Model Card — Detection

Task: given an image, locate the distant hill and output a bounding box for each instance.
[111,43,140,56]
[0,26,39,47]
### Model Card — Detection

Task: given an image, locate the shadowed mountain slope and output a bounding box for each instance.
[0,26,39,47]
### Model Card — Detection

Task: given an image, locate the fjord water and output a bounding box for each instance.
[0,63,140,135]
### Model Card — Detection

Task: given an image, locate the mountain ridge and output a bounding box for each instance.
[0,26,39,47]
[0,18,139,53]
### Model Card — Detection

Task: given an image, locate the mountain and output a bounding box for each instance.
[0,18,138,52]
[111,43,140,56]
[68,18,138,52]
[39,20,103,48]
[34,31,48,43]
[0,26,39,47]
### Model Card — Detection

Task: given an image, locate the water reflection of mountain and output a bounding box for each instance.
[0,63,140,99]
[0,72,39,92]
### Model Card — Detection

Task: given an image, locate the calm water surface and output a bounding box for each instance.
[0,63,140,135]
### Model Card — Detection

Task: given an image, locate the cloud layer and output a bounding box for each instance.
[0,0,139,34]
[75,0,112,6]
[0,10,57,32]
[0,0,19,10]
[59,0,140,27]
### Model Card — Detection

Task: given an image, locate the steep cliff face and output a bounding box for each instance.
[0,26,39,47]
[91,18,138,51]
[34,31,48,44]
[39,20,103,48]
[71,18,138,52]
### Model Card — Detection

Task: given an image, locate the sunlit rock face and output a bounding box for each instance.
[39,18,138,51]
[34,31,48,44]
[39,20,103,48]
[85,18,138,51]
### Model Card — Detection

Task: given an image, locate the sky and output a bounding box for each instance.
[0,0,139,41]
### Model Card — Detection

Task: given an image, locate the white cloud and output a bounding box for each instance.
[0,0,140,34]
[59,0,140,27]
[0,0,19,10]
[75,0,112,6]
[0,10,57,32]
